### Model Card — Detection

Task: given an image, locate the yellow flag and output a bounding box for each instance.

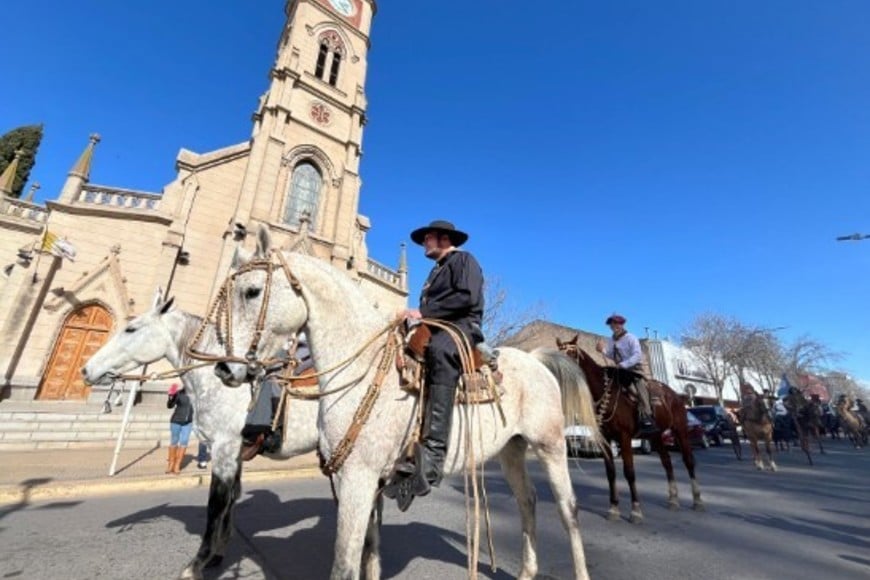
[40,230,76,261]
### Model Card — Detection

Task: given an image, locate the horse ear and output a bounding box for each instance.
[159,296,176,315]
[255,224,272,259]
[151,287,165,310]
[555,337,564,348]
[571,333,579,345]
[231,246,253,269]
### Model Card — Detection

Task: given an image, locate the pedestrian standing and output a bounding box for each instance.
[166,382,194,474]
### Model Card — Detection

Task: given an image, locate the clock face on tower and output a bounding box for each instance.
[328,0,356,17]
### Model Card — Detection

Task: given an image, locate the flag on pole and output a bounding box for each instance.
[40,230,77,262]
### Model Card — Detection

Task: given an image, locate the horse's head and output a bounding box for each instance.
[212,226,308,387]
[82,288,179,385]
[556,334,581,359]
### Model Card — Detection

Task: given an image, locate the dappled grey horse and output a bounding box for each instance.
[82,289,324,579]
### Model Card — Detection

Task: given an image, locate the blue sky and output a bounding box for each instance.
[2,1,868,379]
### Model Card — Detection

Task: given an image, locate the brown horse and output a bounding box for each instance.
[557,335,703,523]
[835,396,867,449]
[737,395,777,471]
[782,389,823,465]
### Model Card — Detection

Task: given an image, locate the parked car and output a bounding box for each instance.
[565,424,652,458]
[688,404,737,446]
[662,410,710,449]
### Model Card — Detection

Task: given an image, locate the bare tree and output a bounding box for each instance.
[821,371,869,401]
[782,335,842,376]
[726,325,785,394]
[681,313,742,405]
[482,276,547,346]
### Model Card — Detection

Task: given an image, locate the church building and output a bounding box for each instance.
[0,0,406,404]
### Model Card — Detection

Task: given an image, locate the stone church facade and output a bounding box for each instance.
[0,0,407,403]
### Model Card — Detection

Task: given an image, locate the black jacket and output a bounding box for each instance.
[419,250,484,337]
[167,389,194,425]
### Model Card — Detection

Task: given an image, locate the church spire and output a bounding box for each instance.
[23,181,40,203]
[59,133,100,203]
[0,149,23,197]
[398,242,408,290]
[69,133,101,180]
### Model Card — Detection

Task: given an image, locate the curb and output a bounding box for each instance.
[0,465,322,506]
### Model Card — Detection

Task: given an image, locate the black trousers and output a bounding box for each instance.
[425,323,477,387]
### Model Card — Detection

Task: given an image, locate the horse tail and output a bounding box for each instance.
[531,348,604,444]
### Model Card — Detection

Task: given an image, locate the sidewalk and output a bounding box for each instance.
[0,445,321,505]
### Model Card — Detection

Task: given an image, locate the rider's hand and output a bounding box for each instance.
[402,309,423,320]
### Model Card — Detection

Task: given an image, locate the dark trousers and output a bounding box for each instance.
[425,329,463,387]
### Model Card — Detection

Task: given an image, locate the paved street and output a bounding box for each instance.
[1,440,868,580]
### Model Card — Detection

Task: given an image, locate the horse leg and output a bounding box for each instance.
[799,429,813,466]
[601,439,620,521]
[361,490,383,580]
[764,436,777,472]
[655,434,679,510]
[499,436,539,580]
[534,437,591,580]
[750,437,763,470]
[331,470,380,580]
[180,441,242,580]
[676,427,703,511]
[619,435,643,524]
[815,429,825,454]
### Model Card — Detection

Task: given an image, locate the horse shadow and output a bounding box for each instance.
[718,510,870,551]
[106,488,512,579]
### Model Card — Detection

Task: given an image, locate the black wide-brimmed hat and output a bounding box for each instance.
[605,313,627,325]
[410,220,469,247]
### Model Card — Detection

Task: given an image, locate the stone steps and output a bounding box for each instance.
[0,403,202,451]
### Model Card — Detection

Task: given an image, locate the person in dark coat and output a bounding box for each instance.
[166,382,194,474]
[387,220,485,505]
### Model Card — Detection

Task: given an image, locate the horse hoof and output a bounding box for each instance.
[692,502,705,512]
[205,555,224,569]
[178,565,203,580]
[668,502,680,511]
[630,512,644,524]
[769,463,778,472]
[606,509,621,522]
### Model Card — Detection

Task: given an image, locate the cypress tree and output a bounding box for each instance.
[0,124,44,198]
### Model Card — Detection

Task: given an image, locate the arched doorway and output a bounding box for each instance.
[37,304,113,400]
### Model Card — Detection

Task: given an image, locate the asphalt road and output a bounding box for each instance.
[1,439,868,580]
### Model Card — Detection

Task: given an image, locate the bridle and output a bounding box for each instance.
[185,248,302,379]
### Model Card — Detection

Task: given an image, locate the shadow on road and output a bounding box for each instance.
[0,477,53,522]
[105,488,513,579]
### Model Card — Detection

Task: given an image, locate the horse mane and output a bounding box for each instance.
[284,252,390,326]
[532,348,597,428]
[176,311,208,366]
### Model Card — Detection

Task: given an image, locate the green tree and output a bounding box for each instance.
[0,124,43,198]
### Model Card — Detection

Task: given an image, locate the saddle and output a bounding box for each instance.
[603,367,662,406]
[397,322,503,405]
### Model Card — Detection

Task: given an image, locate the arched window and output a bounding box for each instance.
[315,31,345,87]
[284,162,322,229]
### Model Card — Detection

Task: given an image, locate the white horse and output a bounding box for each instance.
[211,227,602,580]
[81,289,322,579]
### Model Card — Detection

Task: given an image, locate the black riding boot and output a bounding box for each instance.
[385,383,456,509]
[412,383,456,493]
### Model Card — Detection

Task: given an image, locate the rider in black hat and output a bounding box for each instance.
[388,220,484,505]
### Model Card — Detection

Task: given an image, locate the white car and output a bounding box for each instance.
[564,425,652,457]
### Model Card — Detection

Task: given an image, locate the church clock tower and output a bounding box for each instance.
[232,0,378,271]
